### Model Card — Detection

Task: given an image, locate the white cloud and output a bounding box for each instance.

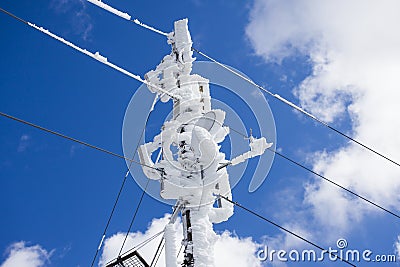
[215,231,261,267]
[394,235,400,260]
[99,214,261,267]
[246,0,400,235]
[0,242,51,267]
[99,214,174,267]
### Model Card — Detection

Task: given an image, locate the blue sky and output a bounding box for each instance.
[1,0,400,266]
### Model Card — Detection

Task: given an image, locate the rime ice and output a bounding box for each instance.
[87,0,131,20]
[138,19,270,267]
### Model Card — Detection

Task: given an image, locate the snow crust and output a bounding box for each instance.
[190,207,218,267]
[133,19,169,36]
[231,136,272,166]
[164,224,178,267]
[87,0,169,36]
[87,0,131,20]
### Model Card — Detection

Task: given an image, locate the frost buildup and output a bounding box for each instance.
[87,0,131,20]
[138,19,270,267]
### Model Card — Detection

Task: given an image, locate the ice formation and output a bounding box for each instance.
[87,0,169,36]
[87,0,131,20]
[138,19,270,267]
[23,7,270,266]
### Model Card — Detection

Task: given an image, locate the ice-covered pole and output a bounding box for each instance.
[138,19,269,267]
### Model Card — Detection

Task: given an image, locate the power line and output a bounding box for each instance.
[0,111,158,171]
[0,7,28,24]
[129,230,164,253]
[79,0,400,220]
[191,47,400,169]
[3,104,399,227]
[267,147,400,220]
[228,125,400,221]
[90,95,157,266]
[0,7,179,101]
[0,8,163,255]
[117,98,165,257]
[104,230,164,266]
[79,0,400,169]
[146,205,184,267]
[90,171,129,267]
[2,88,399,226]
[219,195,356,267]
[118,178,150,256]
[117,96,156,257]
[3,5,399,200]
[150,236,165,267]
[4,106,399,257]
[130,19,168,37]
[152,242,165,267]
[0,110,163,266]
[86,0,169,36]
[177,244,183,258]
[2,106,366,266]
[1,4,398,263]
[0,102,160,266]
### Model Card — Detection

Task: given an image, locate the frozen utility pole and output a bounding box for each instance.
[138,19,271,267]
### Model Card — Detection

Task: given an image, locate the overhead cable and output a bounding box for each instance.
[90,94,158,266]
[81,0,400,168]
[219,195,356,267]
[0,111,158,171]
[228,125,400,221]
[0,7,178,101]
